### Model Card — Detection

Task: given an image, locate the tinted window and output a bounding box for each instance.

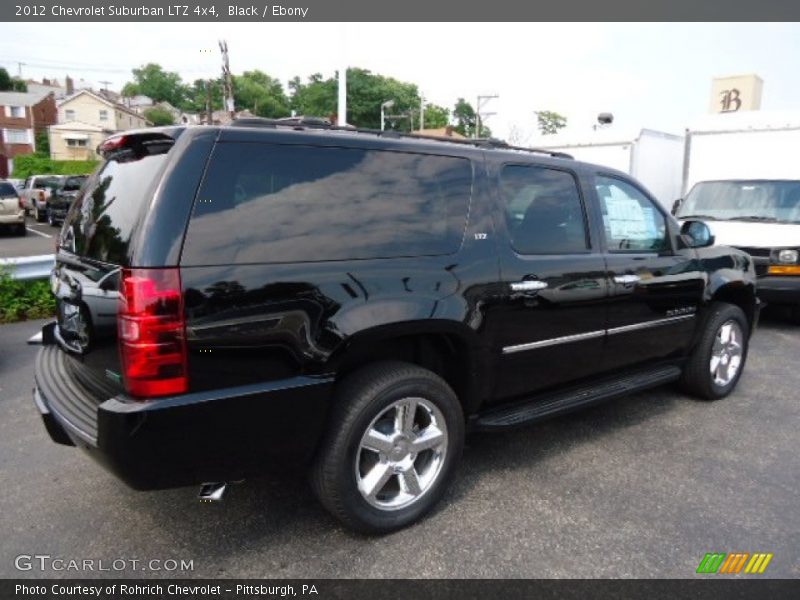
[60,154,168,264]
[34,177,60,189]
[63,176,87,191]
[595,175,667,252]
[0,182,16,197]
[500,165,588,254]
[182,143,472,265]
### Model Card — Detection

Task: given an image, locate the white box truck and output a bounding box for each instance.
[538,128,684,208]
[674,110,800,320]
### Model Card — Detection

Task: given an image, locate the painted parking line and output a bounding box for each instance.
[26,227,53,238]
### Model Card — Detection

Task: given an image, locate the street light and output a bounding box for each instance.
[381,100,395,131]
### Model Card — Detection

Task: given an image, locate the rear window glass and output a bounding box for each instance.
[34,177,60,189]
[63,176,87,191]
[0,182,16,196]
[60,153,168,265]
[182,143,472,265]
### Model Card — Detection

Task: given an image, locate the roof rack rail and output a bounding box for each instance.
[228,117,573,159]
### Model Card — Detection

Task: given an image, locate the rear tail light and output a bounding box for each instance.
[18,195,24,210]
[118,268,188,398]
[38,190,45,201]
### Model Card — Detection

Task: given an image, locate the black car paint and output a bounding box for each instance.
[45,176,88,224]
[35,125,758,490]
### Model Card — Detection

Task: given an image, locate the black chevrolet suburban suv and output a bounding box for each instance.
[34,121,758,533]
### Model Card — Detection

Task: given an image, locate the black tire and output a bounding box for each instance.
[16,223,27,236]
[310,361,464,534]
[680,302,749,400]
[34,205,45,223]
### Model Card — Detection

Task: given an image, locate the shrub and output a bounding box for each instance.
[12,154,98,179]
[0,267,56,323]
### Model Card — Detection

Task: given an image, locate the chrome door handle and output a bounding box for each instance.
[614,274,641,285]
[510,280,548,292]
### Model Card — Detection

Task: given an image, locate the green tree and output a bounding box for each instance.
[345,68,419,130]
[288,73,337,118]
[122,63,186,106]
[421,103,449,129]
[452,98,490,137]
[233,70,290,118]
[535,110,567,135]
[181,78,223,114]
[34,129,50,156]
[288,68,422,130]
[0,68,26,92]
[143,106,175,126]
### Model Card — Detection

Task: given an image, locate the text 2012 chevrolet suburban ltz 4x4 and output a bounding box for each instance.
[34,121,758,533]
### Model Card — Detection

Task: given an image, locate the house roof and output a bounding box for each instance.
[0,90,52,107]
[415,127,465,139]
[58,89,147,120]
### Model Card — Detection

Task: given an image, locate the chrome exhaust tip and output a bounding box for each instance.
[198,482,227,502]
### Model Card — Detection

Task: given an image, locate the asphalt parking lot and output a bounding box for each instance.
[0,315,798,579]
[0,215,57,259]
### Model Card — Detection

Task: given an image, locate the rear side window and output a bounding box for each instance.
[500,165,589,254]
[60,153,168,265]
[0,182,16,197]
[34,177,60,189]
[182,143,472,265]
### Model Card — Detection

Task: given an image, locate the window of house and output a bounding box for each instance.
[66,138,87,148]
[99,109,108,121]
[9,106,24,118]
[4,129,29,144]
[65,109,76,121]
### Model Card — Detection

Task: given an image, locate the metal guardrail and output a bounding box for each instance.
[0,254,55,281]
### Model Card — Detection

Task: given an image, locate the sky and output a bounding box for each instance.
[2,22,799,142]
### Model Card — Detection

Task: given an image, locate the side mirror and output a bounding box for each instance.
[680,220,715,248]
[671,198,683,216]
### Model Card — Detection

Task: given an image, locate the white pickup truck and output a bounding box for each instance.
[19,174,62,222]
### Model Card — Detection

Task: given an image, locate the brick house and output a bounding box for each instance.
[0,91,57,178]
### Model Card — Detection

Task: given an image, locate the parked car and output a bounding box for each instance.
[6,178,25,192]
[45,175,88,227]
[0,179,26,236]
[20,175,62,222]
[34,122,758,533]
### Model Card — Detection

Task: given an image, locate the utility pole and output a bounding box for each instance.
[338,67,347,126]
[419,94,425,130]
[99,80,111,91]
[17,62,25,78]
[476,94,498,138]
[219,39,235,120]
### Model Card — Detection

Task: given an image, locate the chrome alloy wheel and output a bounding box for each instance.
[710,320,743,386]
[355,397,448,511]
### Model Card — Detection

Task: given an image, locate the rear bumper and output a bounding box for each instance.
[757,275,800,306]
[34,343,334,490]
[48,207,68,221]
[0,211,24,225]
